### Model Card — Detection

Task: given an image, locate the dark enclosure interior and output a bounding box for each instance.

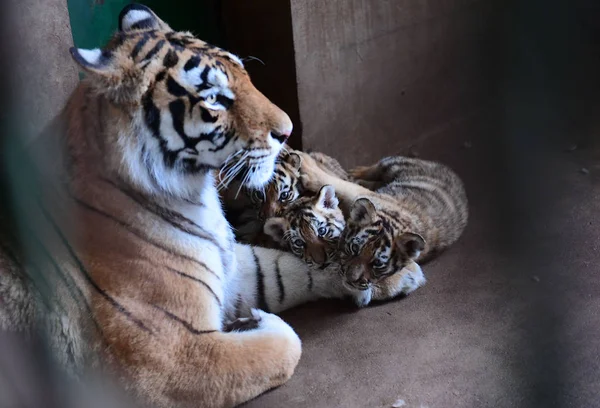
[2,1,600,407]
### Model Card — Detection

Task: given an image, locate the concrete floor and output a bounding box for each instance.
[244,110,600,408]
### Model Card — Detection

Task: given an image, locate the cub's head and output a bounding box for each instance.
[70,5,292,197]
[264,185,344,267]
[340,198,425,290]
[249,149,303,219]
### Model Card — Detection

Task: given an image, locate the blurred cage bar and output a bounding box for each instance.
[1,0,600,407]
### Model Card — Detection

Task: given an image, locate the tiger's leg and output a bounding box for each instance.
[225,244,357,321]
[371,261,426,302]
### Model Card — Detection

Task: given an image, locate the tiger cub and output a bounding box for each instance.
[220,148,348,246]
[297,153,468,292]
[219,148,304,247]
[264,185,426,304]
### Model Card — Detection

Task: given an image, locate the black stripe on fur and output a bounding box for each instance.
[274,254,285,303]
[151,304,216,335]
[73,195,221,280]
[39,201,153,334]
[251,247,270,313]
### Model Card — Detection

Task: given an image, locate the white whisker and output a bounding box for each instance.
[218,165,244,191]
[218,150,249,190]
[234,168,251,198]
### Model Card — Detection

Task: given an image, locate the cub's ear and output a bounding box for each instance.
[263,217,290,244]
[118,4,170,32]
[396,232,426,260]
[315,185,338,210]
[287,152,302,171]
[349,198,377,225]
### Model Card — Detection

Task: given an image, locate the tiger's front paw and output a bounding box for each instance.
[223,310,262,332]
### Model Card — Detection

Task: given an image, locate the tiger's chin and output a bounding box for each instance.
[244,152,278,189]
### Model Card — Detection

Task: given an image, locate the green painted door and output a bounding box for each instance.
[67,0,225,49]
[67,0,130,49]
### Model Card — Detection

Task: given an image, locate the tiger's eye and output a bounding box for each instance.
[351,243,360,254]
[293,239,305,248]
[205,94,217,104]
[317,226,327,236]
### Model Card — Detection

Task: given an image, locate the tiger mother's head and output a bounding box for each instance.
[69,5,292,197]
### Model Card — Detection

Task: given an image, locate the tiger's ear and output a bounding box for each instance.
[70,5,169,75]
[396,232,425,260]
[288,152,302,171]
[349,198,377,226]
[315,185,338,210]
[263,217,290,244]
[69,47,117,76]
[118,4,170,32]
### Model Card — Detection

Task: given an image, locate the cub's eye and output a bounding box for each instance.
[317,226,328,237]
[293,239,305,248]
[372,259,386,269]
[279,190,292,202]
[351,243,360,254]
[205,94,217,104]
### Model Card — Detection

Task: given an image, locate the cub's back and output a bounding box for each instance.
[376,157,468,256]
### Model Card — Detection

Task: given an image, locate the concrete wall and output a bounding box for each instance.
[290,0,502,167]
[7,0,78,141]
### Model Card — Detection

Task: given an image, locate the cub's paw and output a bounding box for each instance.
[400,262,427,295]
[349,287,373,308]
[348,165,372,180]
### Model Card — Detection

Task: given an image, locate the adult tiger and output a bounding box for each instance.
[0,5,363,408]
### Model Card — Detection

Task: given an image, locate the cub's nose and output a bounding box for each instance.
[351,276,370,290]
[354,277,369,286]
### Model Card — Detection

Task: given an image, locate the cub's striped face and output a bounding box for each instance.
[264,185,344,267]
[340,198,425,290]
[69,5,292,196]
[252,150,303,219]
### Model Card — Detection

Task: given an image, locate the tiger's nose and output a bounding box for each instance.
[271,130,291,144]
